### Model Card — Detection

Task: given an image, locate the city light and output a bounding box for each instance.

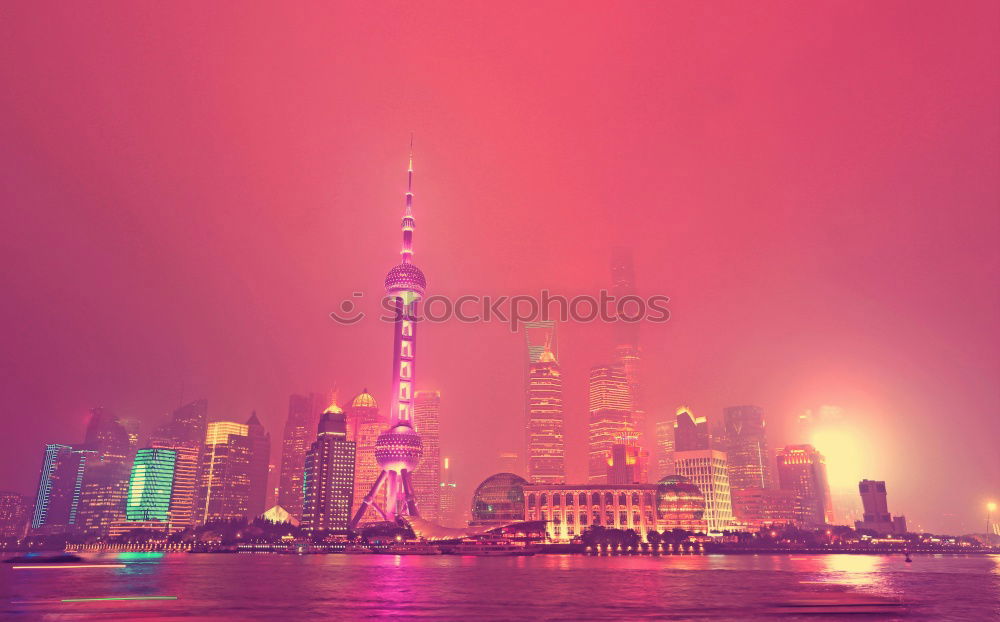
[809,425,867,491]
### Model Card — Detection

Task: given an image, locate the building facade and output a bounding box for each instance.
[277,393,322,520]
[31,444,95,533]
[124,448,177,522]
[527,345,565,483]
[0,492,30,539]
[197,421,254,522]
[674,406,710,452]
[731,487,801,529]
[655,413,675,479]
[606,433,646,485]
[674,449,733,532]
[245,413,271,518]
[346,391,385,522]
[302,408,356,533]
[412,390,442,521]
[723,405,773,492]
[439,457,457,526]
[854,479,906,535]
[76,409,133,536]
[775,444,834,527]
[588,365,632,482]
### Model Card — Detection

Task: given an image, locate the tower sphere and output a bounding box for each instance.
[385,263,426,298]
[374,422,423,472]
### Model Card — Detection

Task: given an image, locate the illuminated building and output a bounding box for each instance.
[31,444,95,533]
[610,248,644,437]
[498,451,521,474]
[76,409,132,536]
[302,405,356,533]
[775,444,834,527]
[0,492,30,539]
[606,432,645,485]
[412,390,442,521]
[350,146,426,528]
[198,419,269,522]
[149,438,201,530]
[854,479,906,535]
[674,406,709,452]
[723,406,773,493]
[125,448,177,522]
[524,320,557,365]
[346,390,386,521]
[588,365,632,482]
[278,393,323,519]
[527,342,565,483]
[471,472,528,528]
[245,412,271,518]
[439,457,457,526]
[674,449,733,532]
[731,487,801,528]
[119,418,141,450]
[154,399,209,444]
[655,413,675,479]
[523,476,707,542]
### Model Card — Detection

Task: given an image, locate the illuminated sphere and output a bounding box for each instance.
[374,422,423,472]
[471,473,528,525]
[385,263,426,298]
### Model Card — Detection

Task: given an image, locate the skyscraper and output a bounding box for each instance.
[524,321,558,365]
[245,412,271,517]
[610,248,643,435]
[606,432,646,485]
[76,408,133,536]
[149,438,201,531]
[125,448,177,522]
[674,449,733,532]
[527,343,565,484]
[0,492,30,539]
[655,413,675,479]
[673,406,710,452]
[350,146,426,528]
[346,390,385,521]
[776,444,834,527]
[854,479,906,535]
[302,406,356,533]
[439,457,457,526]
[278,393,322,519]
[156,399,208,444]
[31,444,95,533]
[723,405,773,492]
[412,390,442,521]
[197,420,265,522]
[588,365,632,483]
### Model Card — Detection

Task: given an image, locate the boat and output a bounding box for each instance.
[374,541,441,555]
[343,544,373,554]
[441,537,537,557]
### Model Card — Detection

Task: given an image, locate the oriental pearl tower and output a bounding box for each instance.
[350,143,425,528]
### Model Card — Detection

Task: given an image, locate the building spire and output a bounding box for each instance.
[401,135,415,263]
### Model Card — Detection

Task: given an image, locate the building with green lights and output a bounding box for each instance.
[125,448,177,522]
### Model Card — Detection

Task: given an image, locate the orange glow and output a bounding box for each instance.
[810,425,868,491]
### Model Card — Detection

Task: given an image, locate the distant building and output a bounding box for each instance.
[673,406,710,452]
[301,407,355,533]
[148,438,201,531]
[655,413,675,479]
[245,413,271,518]
[497,452,521,474]
[154,399,208,444]
[439,457,457,526]
[610,248,644,437]
[197,419,268,523]
[0,492,30,539]
[674,449,733,532]
[723,405,772,491]
[524,321,557,366]
[31,444,95,534]
[775,444,834,527]
[607,433,645,485]
[412,390,442,521]
[527,344,565,483]
[731,487,801,528]
[345,390,385,522]
[588,365,632,482]
[278,393,323,520]
[124,448,177,522]
[854,479,907,535]
[76,409,133,536]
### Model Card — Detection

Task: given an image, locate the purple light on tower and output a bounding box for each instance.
[350,142,425,527]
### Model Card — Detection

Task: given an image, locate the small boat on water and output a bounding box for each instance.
[441,537,537,557]
[4,554,84,564]
[343,544,373,554]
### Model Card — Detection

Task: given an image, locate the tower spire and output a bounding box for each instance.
[401,135,415,263]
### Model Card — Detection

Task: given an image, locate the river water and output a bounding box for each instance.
[2,552,997,620]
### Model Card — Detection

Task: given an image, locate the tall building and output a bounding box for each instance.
[731,488,801,529]
[302,406,356,533]
[277,393,322,519]
[76,408,133,536]
[31,444,95,533]
[674,449,733,532]
[245,412,271,518]
[439,457,457,526]
[655,413,675,479]
[723,405,773,501]
[674,406,710,452]
[346,390,385,522]
[527,343,565,483]
[350,147,427,528]
[854,479,906,535]
[197,420,266,523]
[588,365,632,483]
[155,399,208,444]
[148,438,201,531]
[524,321,558,365]
[606,432,646,485]
[412,390,442,521]
[125,448,177,522]
[610,248,644,436]
[775,444,834,527]
[0,492,30,539]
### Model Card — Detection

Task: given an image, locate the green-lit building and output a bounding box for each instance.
[125,448,177,522]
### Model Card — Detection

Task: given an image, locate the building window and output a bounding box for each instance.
[631,493,639,506]
[540,493,547,506]
[592,493,601,506]
[566,494,574,506]
[619,493,627,505]
[604,493,613,505]
[579,493,588,506]
[527,494,535,508]
[553,494,561,506]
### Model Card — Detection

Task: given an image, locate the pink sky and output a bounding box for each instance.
[1,1,998,533]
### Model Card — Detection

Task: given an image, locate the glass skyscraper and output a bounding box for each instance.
[302,407,356,533]
[125,448,177,522]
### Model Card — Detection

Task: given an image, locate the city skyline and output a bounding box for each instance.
[1,2,998,537]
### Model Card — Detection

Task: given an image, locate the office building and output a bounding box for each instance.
[588,365,632,482]
[278,393,323,519]
[440,457,457,526]
[776,444,834,527]
[854,479,907,535]
[302,407,356,533]
[31,444,95,533]
[723,405,773,492]
[125,448,177,522]
[0,492,30,539]
[346,390,386,522]
[412,390,442,521]
[527,343,565,483]
[731,487,801,528]
[674,449,733,532]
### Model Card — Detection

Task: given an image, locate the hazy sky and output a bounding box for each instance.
[1,2,997,534]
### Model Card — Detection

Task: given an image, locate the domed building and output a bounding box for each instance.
[351,391,377,410]
[656,475,707,533]
[346,389,386,522]
[470,473,528,527]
